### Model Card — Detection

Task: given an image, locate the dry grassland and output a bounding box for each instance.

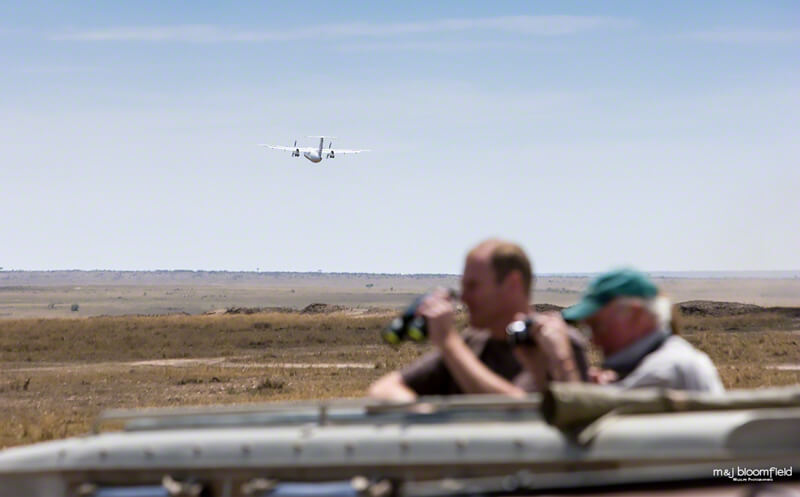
[1,308,799,449]
[0,311,430,449]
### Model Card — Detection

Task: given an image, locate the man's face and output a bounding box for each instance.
[460,255,504,329]
[586,298,647,356]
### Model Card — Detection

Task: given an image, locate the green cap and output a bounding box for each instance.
[561,268,658,321]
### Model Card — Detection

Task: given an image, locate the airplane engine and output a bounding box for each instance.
[326,151,335,159]
[292,149,300,157]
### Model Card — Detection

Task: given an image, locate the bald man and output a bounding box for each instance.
[368,239,587,401]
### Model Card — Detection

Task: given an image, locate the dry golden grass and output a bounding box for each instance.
[0,311,433,448]
[0,309,798,449]
[680,311,798,333]
[676,310,800,387]
[0,312,402,363]
[683,329,800,388]
[0,364,386,448]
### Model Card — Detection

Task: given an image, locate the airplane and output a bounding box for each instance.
[260,136,369,163]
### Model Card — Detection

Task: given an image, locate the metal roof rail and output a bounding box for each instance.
[93,394,544,433]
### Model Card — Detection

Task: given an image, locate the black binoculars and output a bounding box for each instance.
[382,290,458,344]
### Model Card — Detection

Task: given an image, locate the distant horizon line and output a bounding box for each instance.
[1,269,799,279]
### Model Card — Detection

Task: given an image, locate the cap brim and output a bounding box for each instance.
[561,299,602,322]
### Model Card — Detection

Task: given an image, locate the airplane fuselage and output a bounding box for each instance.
[303,152,322,163]
[302,137,325,163]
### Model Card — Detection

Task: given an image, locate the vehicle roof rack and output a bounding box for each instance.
[93,385,800,434]
[93,394,544,433]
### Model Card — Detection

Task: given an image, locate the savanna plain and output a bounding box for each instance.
[1,271,799,449]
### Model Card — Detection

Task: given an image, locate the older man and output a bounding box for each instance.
[368,239,588,402]
[515,268,724,393]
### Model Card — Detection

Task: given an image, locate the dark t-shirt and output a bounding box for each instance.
[400,328,589,396]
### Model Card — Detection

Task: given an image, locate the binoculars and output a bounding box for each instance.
[505,317,537,346]
[382,292,541,347]
[382,290,458,344]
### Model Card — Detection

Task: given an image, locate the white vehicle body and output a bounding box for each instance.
[0,386,799,496]
[260,136,368,163]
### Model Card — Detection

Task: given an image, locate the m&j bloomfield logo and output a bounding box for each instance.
[713,466,793,482]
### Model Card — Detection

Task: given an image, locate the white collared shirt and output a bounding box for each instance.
[616,335,725,394]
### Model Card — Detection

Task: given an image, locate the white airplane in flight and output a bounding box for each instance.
[260,136,369,163]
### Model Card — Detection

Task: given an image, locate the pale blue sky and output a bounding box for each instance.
[1,1,798,273]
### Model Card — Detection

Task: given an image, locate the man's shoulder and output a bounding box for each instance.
[631,334,723,392]
[658,335,712,363]
[638,335,703,369]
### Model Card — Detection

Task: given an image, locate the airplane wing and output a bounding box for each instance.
[259,144,315,152]
[330,149,370,155]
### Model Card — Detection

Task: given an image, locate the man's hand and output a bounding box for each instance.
[417,288,457,348]
[512,311,581,383]
[368,372,418,402]
[588,367,618,385]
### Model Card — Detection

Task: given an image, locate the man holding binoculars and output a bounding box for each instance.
[516,268,724,393]
[369,239,588,402]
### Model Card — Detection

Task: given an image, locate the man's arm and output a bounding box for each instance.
[421,290,526,397]
[368,371,418,402]
[512,346,550,392]
[513,312,583,388]
[438,332,526,397]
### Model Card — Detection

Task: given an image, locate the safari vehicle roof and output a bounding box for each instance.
[0,385,798,497]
